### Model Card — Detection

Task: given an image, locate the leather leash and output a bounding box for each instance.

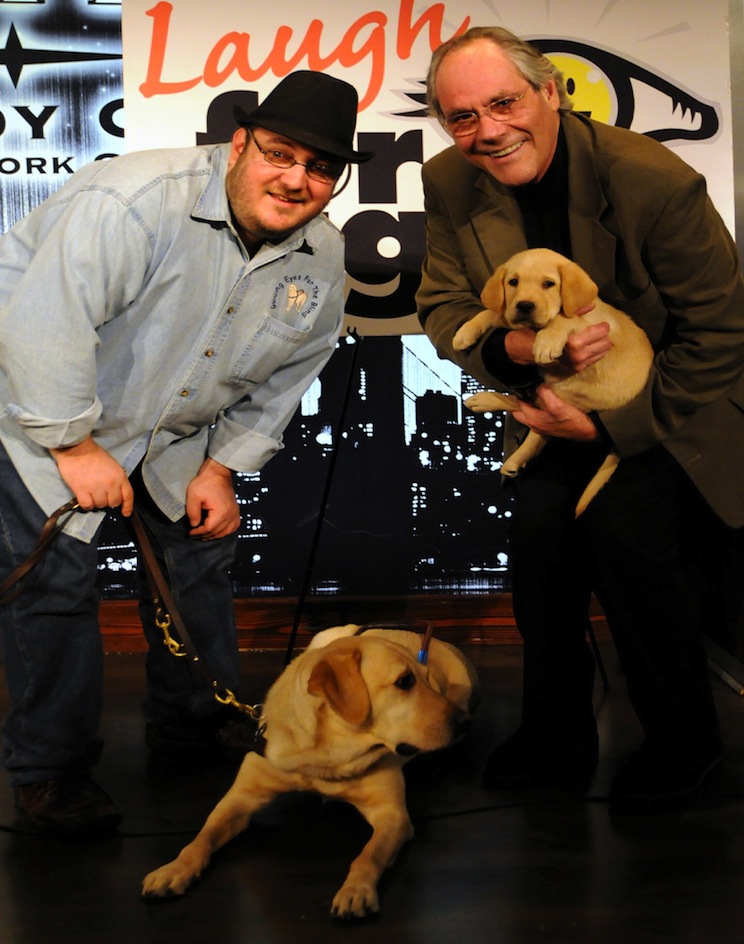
[0,498,80,605]
[127,510,263,721]
[1,500,262,722]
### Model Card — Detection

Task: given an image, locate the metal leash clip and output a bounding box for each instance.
[154,602,187,657]
[214,687,264,722]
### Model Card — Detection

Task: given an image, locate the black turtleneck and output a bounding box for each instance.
[513,127,571,256]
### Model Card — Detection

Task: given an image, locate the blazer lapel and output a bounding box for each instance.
[562,117,616,285]
[469,173,527,279]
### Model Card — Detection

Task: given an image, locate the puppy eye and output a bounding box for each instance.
[395,672,416,691]
[543,279,556,288]
[507,277,519,286]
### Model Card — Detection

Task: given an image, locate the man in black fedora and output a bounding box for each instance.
[0,70,372,835]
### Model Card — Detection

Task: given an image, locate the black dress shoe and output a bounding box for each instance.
[14,776,121,836]
[608,741,723,813]
[146,711,262,762]
[483,725,599,789]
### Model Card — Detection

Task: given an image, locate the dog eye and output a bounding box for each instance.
[394,672,416,691]
[543,279,556,288]
[507,277,519,286]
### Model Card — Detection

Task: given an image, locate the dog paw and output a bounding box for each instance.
[500,459,522,478]
[465,392,514,413]
[453,323,483,351]
[532,336,565,365]
[330,882,380,921]
[141,863,196,898]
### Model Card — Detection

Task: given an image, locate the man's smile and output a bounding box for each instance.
[269,190,305,205]
[483,140,524,159]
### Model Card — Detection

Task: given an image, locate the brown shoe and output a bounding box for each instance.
[14,776,121,836]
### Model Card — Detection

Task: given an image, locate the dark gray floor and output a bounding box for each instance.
[1,642,743,944]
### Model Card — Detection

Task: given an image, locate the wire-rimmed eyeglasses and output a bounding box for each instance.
[247,128,344,185]
[443,89,531,137]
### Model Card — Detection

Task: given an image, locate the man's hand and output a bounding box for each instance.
[560,321,612,371]
[185,458,240,540]
[504,321,612,370]
[50,436,134,515]
[512,385,600,442]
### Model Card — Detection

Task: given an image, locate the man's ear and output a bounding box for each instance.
[559,260,598,316]
[227,126,249,170]
[480,265,508,321]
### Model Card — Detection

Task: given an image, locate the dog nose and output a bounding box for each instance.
[514,300,535,324]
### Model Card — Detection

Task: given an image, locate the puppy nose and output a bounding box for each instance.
[514,300,535,322]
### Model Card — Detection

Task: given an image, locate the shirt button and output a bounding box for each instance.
[205,349,215,357]
[180,389,189,397]
[227,306,235,314]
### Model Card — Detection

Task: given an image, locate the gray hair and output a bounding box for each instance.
[426,26,574,122]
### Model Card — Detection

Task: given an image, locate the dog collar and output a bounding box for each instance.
[353,621,434,664]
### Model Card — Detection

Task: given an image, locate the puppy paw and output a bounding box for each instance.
[532,335,565,365]
[141,863,197,898]
[331,882,380,921]
[453,323,483,351]
[500,458,522,478]
[464,391,515,413]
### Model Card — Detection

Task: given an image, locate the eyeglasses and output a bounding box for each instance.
[443,90,531,136]
[247,129,344,185]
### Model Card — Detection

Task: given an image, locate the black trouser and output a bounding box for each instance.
[509,442,731,754]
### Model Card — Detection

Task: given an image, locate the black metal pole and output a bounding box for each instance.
[284,327,363,665]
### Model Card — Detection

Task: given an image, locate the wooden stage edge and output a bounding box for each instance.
[100,594,610,653]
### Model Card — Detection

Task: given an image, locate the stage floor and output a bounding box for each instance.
[1,642,743,944]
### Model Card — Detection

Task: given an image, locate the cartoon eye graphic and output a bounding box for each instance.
[396,39,719,147]
[531,39,720,143]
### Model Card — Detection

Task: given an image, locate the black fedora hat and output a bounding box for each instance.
[233,70,373,164]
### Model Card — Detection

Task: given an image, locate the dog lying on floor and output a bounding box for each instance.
[453,248,654,515]
[141,624,479,920]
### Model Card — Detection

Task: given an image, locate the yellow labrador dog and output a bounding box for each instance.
[142,625,478,920]
[453,248,653,515]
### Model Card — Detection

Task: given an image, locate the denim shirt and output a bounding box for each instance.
[0,144,345,541]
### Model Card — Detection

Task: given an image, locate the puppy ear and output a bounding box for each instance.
[558,260,598,316]
[308,646,371,726]
[480,264,508,320]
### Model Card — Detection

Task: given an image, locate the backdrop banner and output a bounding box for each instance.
[0,1,735,599]
[121,0,733,335]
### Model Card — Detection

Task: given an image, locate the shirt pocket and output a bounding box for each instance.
[228,315,310,389]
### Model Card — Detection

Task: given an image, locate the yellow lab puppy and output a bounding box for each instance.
[454,248,653,515]
[142,625,478,920]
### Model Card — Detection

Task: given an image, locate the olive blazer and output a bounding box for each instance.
[416,113,744,527]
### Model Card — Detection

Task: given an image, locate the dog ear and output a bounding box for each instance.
[480,264,508,320]
[308,646,371,726]
[558,260,598,316]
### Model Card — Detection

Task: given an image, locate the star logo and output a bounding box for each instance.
[0,22,122,88]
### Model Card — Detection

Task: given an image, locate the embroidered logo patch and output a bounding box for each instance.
[270,275,320,319]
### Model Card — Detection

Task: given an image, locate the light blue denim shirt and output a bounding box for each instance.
[0,144,345,541]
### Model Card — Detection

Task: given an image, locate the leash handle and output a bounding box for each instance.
[0,499,80,605]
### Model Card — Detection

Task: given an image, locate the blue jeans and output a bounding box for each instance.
[0,442,240,786]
